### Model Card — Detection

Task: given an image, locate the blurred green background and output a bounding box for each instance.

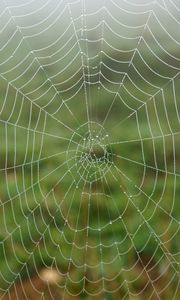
[0,0,180,299]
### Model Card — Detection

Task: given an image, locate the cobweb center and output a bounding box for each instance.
[66,122,112,184]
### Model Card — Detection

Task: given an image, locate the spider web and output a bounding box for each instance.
[0,0,180,299]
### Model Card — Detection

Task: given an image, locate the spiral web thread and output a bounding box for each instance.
[0,0,179,299]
